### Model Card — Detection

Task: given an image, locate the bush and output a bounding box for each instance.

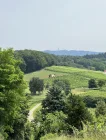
[88,79,97,88]
[33,111,68,140]
[95,100,106,117]
[98,80,106,88]
[82,96,106,108]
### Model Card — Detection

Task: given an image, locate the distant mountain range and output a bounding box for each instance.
[44,50,101,56]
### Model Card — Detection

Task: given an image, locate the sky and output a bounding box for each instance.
[0,0,106,52]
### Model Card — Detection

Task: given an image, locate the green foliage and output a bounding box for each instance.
[40,133,58,140]
[42,85,66,114]
[0,48,28,139]
[29,77,44,95]
[88,79,97,88]
[15,50,106,74]
[66,95,92,130]
[95,100,106,117]
[24,122,33,140]
[15,50,58,73]
[33,111,68,140]
[98,80,106,88]
[82,96,103,108]
[53,79,71,95]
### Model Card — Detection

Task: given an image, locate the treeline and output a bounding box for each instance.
[15,50,58,73]
[15,50,106,74]
[58,53,106,71]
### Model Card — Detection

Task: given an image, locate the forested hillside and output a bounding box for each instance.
[58,53,106,71]
[15,50,106,73]
[15,50,58,73]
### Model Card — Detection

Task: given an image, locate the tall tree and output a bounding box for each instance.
[0,48,28,139]
[66,95,92,130]
[42,85,66,114]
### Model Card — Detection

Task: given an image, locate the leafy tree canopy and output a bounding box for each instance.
[29,77,44,95]
[0,48,28,139]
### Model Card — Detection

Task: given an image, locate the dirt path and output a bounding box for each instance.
[28,103,41,122]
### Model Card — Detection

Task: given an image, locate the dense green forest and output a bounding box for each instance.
[15,50,106,74]
[58,53,106,71]
[15,50,58,73]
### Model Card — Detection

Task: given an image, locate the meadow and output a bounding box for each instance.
[45,66,106,89]
[24,69,67,82]
[24,66,106,109]
[28,92,46,109]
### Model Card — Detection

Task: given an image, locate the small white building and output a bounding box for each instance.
[104,70,106,74]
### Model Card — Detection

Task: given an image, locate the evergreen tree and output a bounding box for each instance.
[66,95,92,130]
[42,85,66,114]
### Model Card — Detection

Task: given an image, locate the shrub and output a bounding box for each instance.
[95,100,106,117]
[88,79,97,88]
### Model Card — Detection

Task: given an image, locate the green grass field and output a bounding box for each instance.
[24,66,106,108]
[24,69,67,82]
[28,92,46,109]
[45,66,106,89]
[72,88,106,98]
[24,66,106,88]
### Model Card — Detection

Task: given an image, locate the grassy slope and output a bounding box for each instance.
[45,66,106,89]
[28,92,46,109]
[24,66,106,100]
[24,69,67,82]
[25,66,106,89]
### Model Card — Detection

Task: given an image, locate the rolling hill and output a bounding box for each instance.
[44,50,100,56]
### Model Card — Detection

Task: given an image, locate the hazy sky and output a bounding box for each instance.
[0,0,106,52]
